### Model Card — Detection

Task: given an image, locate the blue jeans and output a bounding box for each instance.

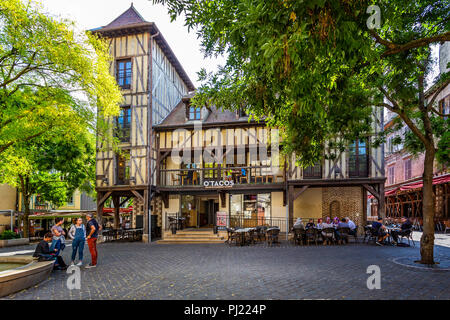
[50,239,65,256]
[71,237,85,262]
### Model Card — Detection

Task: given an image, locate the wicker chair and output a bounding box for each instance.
[321,227,335,245]
[292,227,305,245]
[266,228,280,246]
[336,227,350,244]
[363,225,377,244]
[255,226,267,242]
[399,228,415,247]
[226,227,238,246]
[305,228,318,245]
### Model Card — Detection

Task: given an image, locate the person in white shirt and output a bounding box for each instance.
[293,218,304,229]
[346,217,356,230]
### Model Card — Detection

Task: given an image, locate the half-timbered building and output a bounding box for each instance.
[93,5,195,242]
[154,95,386,242]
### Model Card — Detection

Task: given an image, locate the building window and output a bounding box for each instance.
[116,59,132,88]
[115,106,131,142]
[439,94,450,120]
[348,139,368,177]
[188,106,201,120]
[66,193,74,206]
[116,151,130,185]
[229,193,271,222]
[303,162,322,179]
[404,158,412,180]
[388,166,395,185]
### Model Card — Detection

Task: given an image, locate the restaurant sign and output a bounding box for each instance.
[203,180,235,187]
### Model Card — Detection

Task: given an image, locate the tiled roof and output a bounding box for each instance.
[103,4,146,29]
[91,5,195,91]
[156,97,258,129]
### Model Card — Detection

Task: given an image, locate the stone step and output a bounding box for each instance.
[156,239,226,244]
[164,235,224,240]
[165,233,220,238]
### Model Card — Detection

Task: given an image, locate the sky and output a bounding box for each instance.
[40,0,441,90]
[41,0,226,88]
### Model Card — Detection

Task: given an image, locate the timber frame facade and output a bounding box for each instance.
[93,5,194,242]
[154,97,386,236]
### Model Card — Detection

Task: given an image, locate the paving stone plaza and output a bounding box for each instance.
[1,234,449,300]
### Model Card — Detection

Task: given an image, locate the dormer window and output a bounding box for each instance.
[117,59,132,89]
[188,106,201,120]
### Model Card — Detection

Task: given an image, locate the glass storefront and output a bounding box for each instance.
[229,193,271,226]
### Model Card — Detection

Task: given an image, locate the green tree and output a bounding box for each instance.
[0,0,122,155]
[155,0,449,264]
[0,127,95,238]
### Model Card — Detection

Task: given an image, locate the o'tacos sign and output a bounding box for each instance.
[203,180,234,187]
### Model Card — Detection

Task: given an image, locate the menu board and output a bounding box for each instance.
[216,211,228,230]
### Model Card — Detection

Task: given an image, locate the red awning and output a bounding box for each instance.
[102,206,133,214]
[368,173,450,199]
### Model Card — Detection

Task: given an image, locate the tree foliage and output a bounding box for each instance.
[0,0,122,155]
[155,0,450,264]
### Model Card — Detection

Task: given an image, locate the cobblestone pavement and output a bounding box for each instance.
[1,238,450,300]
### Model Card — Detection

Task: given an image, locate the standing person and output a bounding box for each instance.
[85,213,100,268]
[50,217,66,256]
[68,218,86,266]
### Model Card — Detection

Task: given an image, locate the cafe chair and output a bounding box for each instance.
[292,227,305,245]
[226,227,238,246]
[399,228,415,247]
[322,228,335,245]
[266,229,280,246]
[255,176,264,183]
[171,173,180,186]
[305,228,318,245]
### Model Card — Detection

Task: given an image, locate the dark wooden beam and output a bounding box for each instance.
[98,191,112,208]
[362,184,380,200]
[293,185,309,201]
[219,192,226,208]
[131,190,144,202]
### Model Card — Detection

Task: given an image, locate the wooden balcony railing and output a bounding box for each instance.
[159,166,285,187]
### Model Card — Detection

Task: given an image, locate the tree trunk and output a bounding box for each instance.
[23,194,31,238]
[419,146,435,264]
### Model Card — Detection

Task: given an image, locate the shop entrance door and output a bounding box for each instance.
[199,198,219,228]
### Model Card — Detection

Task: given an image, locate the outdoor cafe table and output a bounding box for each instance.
[234,227,256,246]
[385,225,401,244]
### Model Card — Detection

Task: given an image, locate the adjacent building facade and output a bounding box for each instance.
[383,43,450,223]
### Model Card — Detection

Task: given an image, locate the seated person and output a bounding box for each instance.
[391,216,412,245]
[305,219,315,229]
[321,217,335,240]
[336,218,350,242]
[372,217,389,245]
[293,218,304,229]
[33,232,67,270]
[346,217,357,235]
[316,218,324,230]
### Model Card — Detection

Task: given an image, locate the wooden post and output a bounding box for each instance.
[143,188,149,242]
[379,182,385,218]
[288,185,294,229]
[96,192,104,228]
[112,195,120,230]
